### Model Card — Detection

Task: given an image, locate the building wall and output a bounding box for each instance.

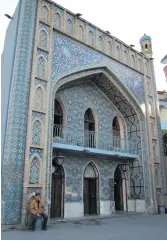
[1,0,37,224]
[1,2,21,160]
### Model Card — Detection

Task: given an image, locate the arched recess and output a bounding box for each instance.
[114,165,127,211]
[29,156,40,184]
[39,29,48,49]
[131,55,135,68]
[54,12,61,30]
[145,62,149,76]
[78,25,84,41]
[37,56,46,79]
[50,67,146,205]
[138,59,142,72]
[83,162,99,215]
[32,119,43,146]
[35,86,44,111]
[98,36,103,51]
[116,46,121,60]
[107,41,112,55]
[88,31,94,46]
[51,164,64,218]
[67,19,73,35]
[124,50,128,64]
[84,108,97,148]
[41,5,49,23]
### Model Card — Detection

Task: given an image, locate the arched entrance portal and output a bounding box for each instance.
[84,163,98,215]
[114,166,123,211]
[51,165,64,218]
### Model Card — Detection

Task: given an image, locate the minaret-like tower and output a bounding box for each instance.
[139,34,166,213]
[140,34,153,58]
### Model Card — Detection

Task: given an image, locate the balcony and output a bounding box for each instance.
[52,125,139,159]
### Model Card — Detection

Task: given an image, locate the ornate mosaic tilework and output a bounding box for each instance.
[29,157,40,184]
[29,148,42,160]
[1,0,37,224]
[32,120,42,145]
[37,49,48,60]
[52,33,145,104]
[32,112,45,123]
[35,78,47,90]
[61,155,123,203]
[40,0,51,10]
[39,29,47,49]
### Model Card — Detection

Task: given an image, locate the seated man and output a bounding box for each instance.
[30,192,48,231]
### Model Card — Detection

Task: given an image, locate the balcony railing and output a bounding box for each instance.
[53,125,138,155]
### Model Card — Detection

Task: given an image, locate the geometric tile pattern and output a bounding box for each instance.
[61,155,122,203]
[1,0,37,224]
[32,120,42,145]
[35,87,44,110]
[39,30,47,49]
[29,157,40,184]
[52,33,145,104]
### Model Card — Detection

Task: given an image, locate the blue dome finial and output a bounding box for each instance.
[140,34,151,44]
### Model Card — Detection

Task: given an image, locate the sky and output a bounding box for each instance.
[0,0,167,91]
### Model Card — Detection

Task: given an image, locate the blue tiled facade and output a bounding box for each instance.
[2,0,165,225]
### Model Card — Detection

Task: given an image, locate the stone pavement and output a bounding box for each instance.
[2,214,167,240]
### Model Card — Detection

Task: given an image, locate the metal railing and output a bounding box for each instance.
[53,125,137,155]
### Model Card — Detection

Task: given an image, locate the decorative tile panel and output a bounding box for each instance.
[1,0,37,224]
[35,78,47,90]
[29,157,40,184]
[52,33,145,104]
[29,148,43,159]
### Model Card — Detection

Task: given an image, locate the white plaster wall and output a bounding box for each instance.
[64,202,83,218]
[128,199,146,212]
[100,200,110,215]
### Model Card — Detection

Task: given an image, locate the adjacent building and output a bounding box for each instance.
[1,0,167,225]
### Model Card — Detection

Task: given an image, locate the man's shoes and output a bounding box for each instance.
[42,227,47,231]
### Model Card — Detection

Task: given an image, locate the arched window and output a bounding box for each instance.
[29,157,40,184]
[32,120,42,145]
[39,30,47,49]
[41,6,49,23]
[98,36,103,51]
[145,44,148,50]
[78,25,84,41]
[124,50,128,64]
[138,59,142,72]
[131,55,135,68]
[113,117,121,148]
[88,31,94,46]
[54,99,63,138]
[67,19,73,35]
[84,108,95,148]
[163,134,167,156]
[107,41,112,55]
[35,87,44,110]
[112,117,120,137]
[37,56,45,78]
[54,99,63,125]
[116,46,121,60]
[84,163,97,178]
[54,13,61,29]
